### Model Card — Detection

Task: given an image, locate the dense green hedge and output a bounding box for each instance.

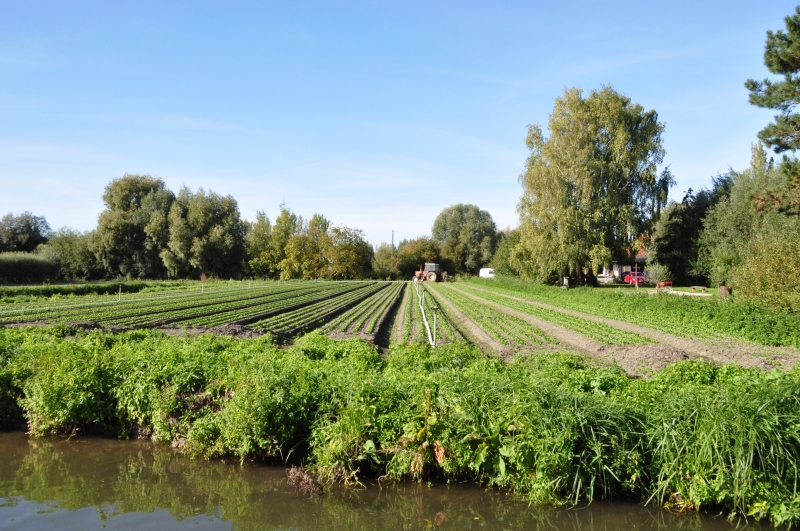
[1,326,800,526]
[0,252,60,284]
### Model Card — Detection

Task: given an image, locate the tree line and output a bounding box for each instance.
[0,174,500,283]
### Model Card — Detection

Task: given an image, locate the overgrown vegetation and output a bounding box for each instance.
[1,326,800,527]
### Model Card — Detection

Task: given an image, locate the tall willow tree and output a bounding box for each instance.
[514,86,673,281]
[93,174,174,279]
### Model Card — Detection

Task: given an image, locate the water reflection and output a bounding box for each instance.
[0,432,768,531]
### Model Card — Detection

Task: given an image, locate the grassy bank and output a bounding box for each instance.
[471,277,800,348]
[1,326,800,527]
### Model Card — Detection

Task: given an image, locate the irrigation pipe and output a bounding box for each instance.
[413,279,434,346]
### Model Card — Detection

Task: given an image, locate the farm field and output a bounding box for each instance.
[3,279,800,374]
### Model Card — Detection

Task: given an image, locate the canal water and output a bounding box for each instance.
[0,432,770,530]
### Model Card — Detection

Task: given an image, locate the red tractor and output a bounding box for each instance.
[413,263,447,282]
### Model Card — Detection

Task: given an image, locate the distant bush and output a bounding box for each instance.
[729,213,800,313]
[0,251,60,284]
[645,263,672,284]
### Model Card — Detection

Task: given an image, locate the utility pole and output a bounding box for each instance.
[391,230,394,256]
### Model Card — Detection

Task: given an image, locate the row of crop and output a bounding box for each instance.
[400,283,418,344]
[105,283,355,327]
[0,282,302,324]
[352,283,404,335]
[252,283,387,333]
[323,282,404,334]
[434,285,553,347]
[1,280,285,314]
[418,285,464,344]
[178,283,371,328]
[455,285,655,345]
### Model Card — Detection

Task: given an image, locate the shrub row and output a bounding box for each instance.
[1,326,800,527]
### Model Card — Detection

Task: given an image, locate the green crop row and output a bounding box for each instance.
[252,283,385,333]
[456,284,655,346]
[182,285,359,327]
[0,282,303,324]
[101,285,343,327]
[151,283,361,328]
[435,285,552,347]
[418,286,464,344]
[0,280,283,314]
[323,283,402,334]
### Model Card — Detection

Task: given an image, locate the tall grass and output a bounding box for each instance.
[1,326,800,526]
[0,252,60,284]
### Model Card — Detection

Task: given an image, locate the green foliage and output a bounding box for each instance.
[488,228,521,277]
[432,204,497,274]
[0,251,60,284]
[325,226,373,280]
[3,326,800,526]
[648,180,728,284]
[244,210,272,276]
[0,280,190,299]
[695,146,800,311]
[93,174,175,279]
[46,228,104,280]
[645,263,672,284]
[0,211,50,252]
[394,237,454,279]
[160,186,247,279]
[280,214,330,280]
[370,243,401,279]
[516,86,672,281]
[695,145,784,286]
[248,206,300,279]
[746,6,800,155]
[728,211,800,312]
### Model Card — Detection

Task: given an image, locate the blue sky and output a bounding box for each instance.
[0,1,795,245]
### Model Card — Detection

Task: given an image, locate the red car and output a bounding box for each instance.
[623,272,646,285]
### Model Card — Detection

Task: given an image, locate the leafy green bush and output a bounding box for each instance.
[646,262,672,284]
[729,213,800,313]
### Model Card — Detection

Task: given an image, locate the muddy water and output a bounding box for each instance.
[0,432,769,531]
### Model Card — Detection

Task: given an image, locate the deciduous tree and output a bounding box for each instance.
[0,211,50,253]
[325,226,373,280]
[93,174,174,278]
[515,86,672,281]
[159,187,246,278]
[432,204,497,274]
[279,214,330,280]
